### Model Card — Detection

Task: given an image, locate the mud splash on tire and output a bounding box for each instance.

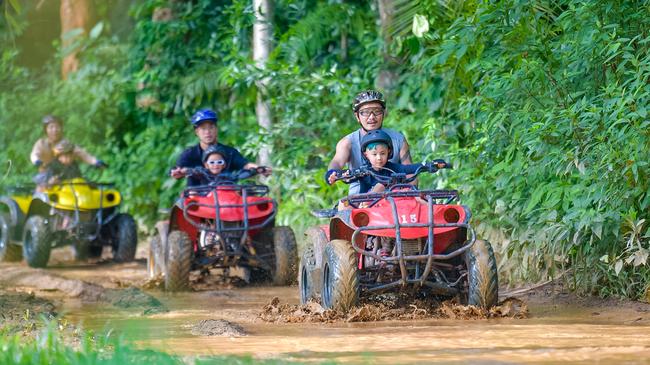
[259,295,528,323]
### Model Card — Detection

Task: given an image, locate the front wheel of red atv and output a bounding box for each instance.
[112,213,137,262]
[321,240,359,312]
[299,245,318,304]
[271,226,298,286]
[164,230,193,292]
[0,213,22,262]
[462,239,498,308]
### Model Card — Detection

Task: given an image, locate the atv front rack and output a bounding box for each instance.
[181,184,277,235]
[343,188,459,208]
[347,189,475,294]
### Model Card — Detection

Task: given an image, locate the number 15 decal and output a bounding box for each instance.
[400,214,417,223]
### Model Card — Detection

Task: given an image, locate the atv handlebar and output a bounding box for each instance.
[334,159,452,187]
[184,166,270,184]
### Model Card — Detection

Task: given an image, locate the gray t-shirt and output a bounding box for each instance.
[346,128,405,194]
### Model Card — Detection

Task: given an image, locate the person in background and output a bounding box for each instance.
[30,115,105,171]
[33,139,104,190]
[170,109,271,187]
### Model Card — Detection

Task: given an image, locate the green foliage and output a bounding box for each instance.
[404,0,650,298]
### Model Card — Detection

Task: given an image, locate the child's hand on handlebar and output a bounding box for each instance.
[170,167,188,179]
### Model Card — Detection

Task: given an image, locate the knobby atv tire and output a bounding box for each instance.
[164,230,193,292]
[0,213,22,262]
[321,239,359,312]
[147,235,163,279]
[112,213,137,262]
[272,226,298,285]
[299,245,318,304]
[463,239,498,308]
[22,216,51,268]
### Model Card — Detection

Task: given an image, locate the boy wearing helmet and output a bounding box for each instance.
[326,90,412,193]
[30,115,105,170]
[189,145,231,186]
[170,109,270,187]
[332,130,423,195]
[33,139,85,189]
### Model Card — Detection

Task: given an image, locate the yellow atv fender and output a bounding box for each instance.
[41,177,121,211]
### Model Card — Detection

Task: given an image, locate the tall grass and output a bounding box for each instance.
[0,321,329,365]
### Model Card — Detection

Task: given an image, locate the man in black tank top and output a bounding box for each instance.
[325,90,413,191]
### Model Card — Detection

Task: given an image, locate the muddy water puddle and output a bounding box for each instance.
[58,286,650,364]
[4,255,650,364]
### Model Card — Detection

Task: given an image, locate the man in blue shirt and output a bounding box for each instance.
[170,109,270,186]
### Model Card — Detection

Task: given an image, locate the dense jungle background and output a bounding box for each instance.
[1,0,649,300]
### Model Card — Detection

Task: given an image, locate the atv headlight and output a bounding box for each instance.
[443,207,460,223]
[352,212,370,227]
[106,193,115,202]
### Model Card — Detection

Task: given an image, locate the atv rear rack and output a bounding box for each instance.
[181,184,277,235]
[347,190,475,292]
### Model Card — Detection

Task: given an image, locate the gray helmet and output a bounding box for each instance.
[352,90,385,112]
[42,115,62,126]
[202,145,228,164]
[53,139,74,156]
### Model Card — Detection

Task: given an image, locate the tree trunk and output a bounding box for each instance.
[253,0,273,167]
[376,0,399,93]
[60,0,92,79]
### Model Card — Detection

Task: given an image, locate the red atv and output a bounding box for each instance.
[300,161,498,311]
[148,167,297,291]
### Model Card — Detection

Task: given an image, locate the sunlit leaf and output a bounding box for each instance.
[412,14,429,38]
[614,260,623,276]
[89,22,104,39]
[633,249,649,267]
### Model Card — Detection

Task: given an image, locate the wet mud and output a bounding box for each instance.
[191,319,247,337]
[259,295,528,323]
[0,290,57,332]
[0,265,166,314]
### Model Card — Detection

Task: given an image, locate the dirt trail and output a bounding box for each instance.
[2,246,650,364]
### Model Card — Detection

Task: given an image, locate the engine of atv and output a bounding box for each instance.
[195,219,250,267]
[359,234,467,288]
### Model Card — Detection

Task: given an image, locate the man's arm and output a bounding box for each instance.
[74,145,99,166]
[328,137,351,170]
[30,139,46,167]
[326,137,351,184]
[399,137,417,186]
[399,138,412,164]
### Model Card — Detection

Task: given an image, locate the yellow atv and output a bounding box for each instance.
[0,178,137,268]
